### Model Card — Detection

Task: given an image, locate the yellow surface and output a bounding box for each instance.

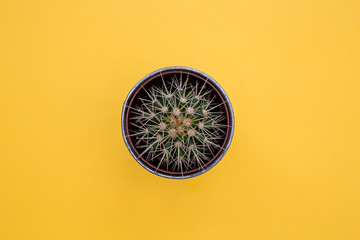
[1,0,360,239]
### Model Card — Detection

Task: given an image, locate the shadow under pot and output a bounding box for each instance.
[122,66,234,179]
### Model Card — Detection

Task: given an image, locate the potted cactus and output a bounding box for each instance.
[122,67,234,179]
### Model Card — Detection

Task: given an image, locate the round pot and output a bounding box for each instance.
[122,66,234,179]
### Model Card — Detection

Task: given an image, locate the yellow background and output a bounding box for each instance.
[1,0,359,239]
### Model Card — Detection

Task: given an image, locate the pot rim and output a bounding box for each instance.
[121,66,235,179]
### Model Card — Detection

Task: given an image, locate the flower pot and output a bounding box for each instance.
[122,66,234,179]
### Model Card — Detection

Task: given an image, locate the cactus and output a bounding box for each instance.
[127,73,227,175]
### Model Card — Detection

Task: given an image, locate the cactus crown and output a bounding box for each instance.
[127,72,228,175]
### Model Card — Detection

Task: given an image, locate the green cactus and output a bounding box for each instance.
[128,74,227,175]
